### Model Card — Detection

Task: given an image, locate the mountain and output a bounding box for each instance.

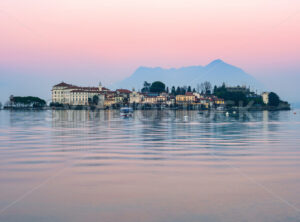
[112,59,263,91]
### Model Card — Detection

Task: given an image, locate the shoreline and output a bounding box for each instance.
[3,105,291,112]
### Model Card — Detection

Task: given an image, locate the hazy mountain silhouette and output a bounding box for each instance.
[113,59,263,91]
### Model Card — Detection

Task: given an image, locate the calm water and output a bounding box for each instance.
[0,110,300,222]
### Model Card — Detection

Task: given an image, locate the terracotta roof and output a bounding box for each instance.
[53,82,72,87]
[185,92,194,96]
[105,90,116,94]
[53,82,110,91]
[116,89,132,94]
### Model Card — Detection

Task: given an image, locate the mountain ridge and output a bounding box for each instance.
[112,59,263,91]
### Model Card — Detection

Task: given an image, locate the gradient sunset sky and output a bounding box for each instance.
[0,0,300,103]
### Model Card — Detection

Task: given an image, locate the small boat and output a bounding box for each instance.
[216,106,224,111]
[120,107,133,117]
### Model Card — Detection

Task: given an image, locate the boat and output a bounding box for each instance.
[216,106,225,111]
[120,107,133,117]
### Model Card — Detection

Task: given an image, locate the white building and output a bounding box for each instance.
[262,92,269,105]
[51,82,107,106]
[129,89,144,104]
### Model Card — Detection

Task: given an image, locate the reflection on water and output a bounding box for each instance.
[0,110,300,222]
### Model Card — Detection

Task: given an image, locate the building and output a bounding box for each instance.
[262,92,269,105]
[115,89,132,105]
[142,95,167,104]
[51,82,108,106]
[198,98,210,108]
[129,90,144,104]
[176,92,196,104]
[213,98,225,105]
[208,95,225,105]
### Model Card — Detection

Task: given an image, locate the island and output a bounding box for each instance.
[47,81,290,111]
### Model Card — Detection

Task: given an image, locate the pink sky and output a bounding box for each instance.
[0,0,300,102]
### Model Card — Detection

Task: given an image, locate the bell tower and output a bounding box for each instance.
[98,82,103,91]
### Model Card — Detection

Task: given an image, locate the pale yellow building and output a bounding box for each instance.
[176,92,196,104]
[143,95,166,104]
[129,90,144,104]
[52,82,107,106]
[262,92,269,105]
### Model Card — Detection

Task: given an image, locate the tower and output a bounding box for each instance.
[98,82,103,91]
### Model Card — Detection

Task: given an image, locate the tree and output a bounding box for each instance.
[268,92,280,106]
[150,81,165,93]
[176,86,181,95]
[171,86,176,95]
[92,95,99,105]
[88,98,92,105]
[203,81,212,94]
[192,88,196,93]
[187,86,192,92]
[196,83,201,93]
[166,87,169,94]
[181,87,186,95]
[10,96,46,107]
[141,81,151,93]
[199,83,205,94]
[213,85,217,94]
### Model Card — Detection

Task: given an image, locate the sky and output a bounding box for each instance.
[0,0,300,104]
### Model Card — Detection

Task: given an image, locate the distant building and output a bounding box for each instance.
[114,89,132,105]
[262,92,269,105]
[193,92,201,99]
[129,89,144,104]
[176,92,196,104]
[51,82,108,106]
[143,95,166,104]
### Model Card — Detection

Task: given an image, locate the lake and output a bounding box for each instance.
[0,110,300,222]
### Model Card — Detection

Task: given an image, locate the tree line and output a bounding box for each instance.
[7,96,46,108]
[141,81,213,96]
[140,81,285,107]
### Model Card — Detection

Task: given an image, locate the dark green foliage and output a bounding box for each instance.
[180,87,186,95]
[171,86,176,95]
[50,102,63,107]
[92,95,99,105]
[187,86,192,92]
[268,92,280,106]
[213,85,262,107]
[12,96,46,107]
[88,98,92,105]
[250,96,264,106]
[213,85,217,94]
[176,87,181,95]
[150,81,165,93]
[141,81,151,93]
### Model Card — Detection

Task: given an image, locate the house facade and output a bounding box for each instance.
[52,82,108,106]
[176,92,196,104]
